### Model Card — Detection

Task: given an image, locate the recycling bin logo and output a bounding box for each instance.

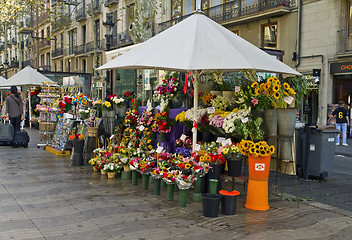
[255,163,265,171]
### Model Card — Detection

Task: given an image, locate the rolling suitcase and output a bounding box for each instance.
[0,120,15,145]
[13,129,30,148]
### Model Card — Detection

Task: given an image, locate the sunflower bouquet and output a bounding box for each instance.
[238,139,275,157]
[251,76,296,109]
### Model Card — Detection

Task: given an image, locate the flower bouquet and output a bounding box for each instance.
[124,91,135,102]
[102,100,113,111]
[109,94,125,107]
[238,140,275,158]
[69,134,84,141]
[153,72,179,102]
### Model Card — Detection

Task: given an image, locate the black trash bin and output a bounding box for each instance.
[202,193,221,217]
[305,126,339,181]
[219,190,240,215]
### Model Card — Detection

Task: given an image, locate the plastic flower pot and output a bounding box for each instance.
[192,177,202,202]
[157,132,169,142]
[121,170,132,180]
[226,154,243,177]
[202,193,221,217]
[208,179,219,194]
[161,180,167,188]
[219,190,240,215]
[167,183,175,201]
[149,177,154,184]
[154,179,161,195]
[107,172,116,179]
[174,185,179,192]
[131,170,138,186]
[179,189,189,207]
[72,140,84,166]
[100,169,106,175]
[142,174,149,190]
[248,155,271,181]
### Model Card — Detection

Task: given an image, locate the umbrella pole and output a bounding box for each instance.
[28,90,32,128]
[191,70,204,152]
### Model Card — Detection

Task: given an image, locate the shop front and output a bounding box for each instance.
[330,62,352,105]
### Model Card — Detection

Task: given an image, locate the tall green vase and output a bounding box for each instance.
[131,170,138,186]
[192,177,202,202]
[154,179,161,195]
[179,189,189,207]
[167,184,175,201]
[142,174,149,190]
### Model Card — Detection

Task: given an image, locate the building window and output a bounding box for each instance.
[126,4,135,30]
[95,19,100,42]
[261,23,277,49]
[171,0,182,18]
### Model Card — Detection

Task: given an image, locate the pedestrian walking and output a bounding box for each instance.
[5,86,24,132]
[330,100,349,146]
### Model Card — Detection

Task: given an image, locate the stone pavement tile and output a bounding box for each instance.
[239,216,352,240]
[21,204,81,219]
[0,219,36,232]
[0,228,45,240]
[44,229,111,240]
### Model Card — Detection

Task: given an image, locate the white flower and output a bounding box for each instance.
[147,99,153,112]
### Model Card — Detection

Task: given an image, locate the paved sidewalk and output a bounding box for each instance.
[0,128,351,240]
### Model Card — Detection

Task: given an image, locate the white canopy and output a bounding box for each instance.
[0,76,10,89]
[98,12,300,75]
[0,66,54,87]
[97,12,301,150]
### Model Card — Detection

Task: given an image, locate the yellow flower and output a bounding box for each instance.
[222,148,229,155]
[273,92,280,99]
[263,83,270,91]
[185,163,191,169]
[260,83,265,89]
[273,84,280,92]
[283,82,290,90]
[148,145,153,150]
[283,91,289,96]
[200,156,205,162]
[254,88,261,95]
[251,82,259,88]
[288,88,296,95]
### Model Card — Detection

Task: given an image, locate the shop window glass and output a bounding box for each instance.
[262,23,277,49]
[171,0,182,18]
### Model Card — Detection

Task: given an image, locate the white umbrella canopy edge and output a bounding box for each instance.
[97,12,302,151]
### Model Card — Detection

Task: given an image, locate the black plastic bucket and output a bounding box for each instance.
[219,190,240,215]
[202,193,221,217]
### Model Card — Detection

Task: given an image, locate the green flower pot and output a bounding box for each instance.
[167,183,175,201]
[208,179,218,194]
[192,177,202,202]
[142,174,149,190]
[131,170,138,186]
[154,179,161,195]
[161,180,167,188]
[179,189,189,207]
[121,170,132,180]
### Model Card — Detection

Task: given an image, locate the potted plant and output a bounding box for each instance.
[103,162,121,179]
[220,143,242,177]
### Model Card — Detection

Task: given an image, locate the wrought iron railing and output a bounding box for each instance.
[74,43,87,55]
[52,14,71,32]
[86,40,102,53]
[157,0,295,33]
[52,48,64,58]
[76,7,87,21]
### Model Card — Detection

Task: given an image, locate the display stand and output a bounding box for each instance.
[46,118,74,155]
[36,83,61,149]
[266,134,299,207]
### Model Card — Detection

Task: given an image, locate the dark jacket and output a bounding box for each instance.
[5,95,23,118]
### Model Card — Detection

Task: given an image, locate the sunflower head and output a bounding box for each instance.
[251,82,259,88]
[288,88,296,95]
[273,84,280,92]
[283,82,290,90]
[273,91,280,99]
[254,88,261,95]
[263,83,270,91]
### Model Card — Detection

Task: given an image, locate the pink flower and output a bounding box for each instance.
[251,97,258,106]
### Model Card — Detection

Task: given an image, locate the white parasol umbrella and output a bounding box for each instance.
[98,11,301,150]
[0,66,54,87]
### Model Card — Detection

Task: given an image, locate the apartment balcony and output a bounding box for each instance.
[76,7,87,22]
[157,0,295,33]
[88,0,101,15]
[52,48,64,58]
[33,12,49,26]
[86,40,102,53]
[65,47,75,56]
[104,0,119,7]
[39,39,51,49]
[74,43,87,55]
[52,14,71,32]
[336,30,352,55]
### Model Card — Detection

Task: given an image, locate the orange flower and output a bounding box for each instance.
[69,135,75,140]
[162,112,167,116]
